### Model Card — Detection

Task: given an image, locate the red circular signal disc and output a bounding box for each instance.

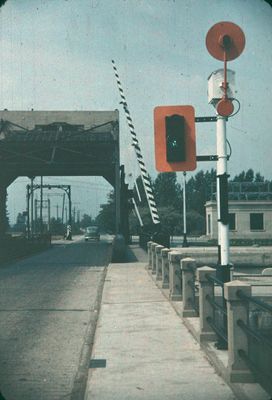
[206,21,245,61]
[216,98,234,117]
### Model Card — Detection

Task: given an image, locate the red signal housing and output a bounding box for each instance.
[154,105,196,172]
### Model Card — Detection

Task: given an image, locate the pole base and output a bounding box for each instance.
[216,264,231,283]
[182,233,189,248]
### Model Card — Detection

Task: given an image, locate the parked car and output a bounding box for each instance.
[84,226,100,241]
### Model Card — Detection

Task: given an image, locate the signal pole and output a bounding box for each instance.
[182,172,188,247]
[206,21,245,282]
[216,116,230,278]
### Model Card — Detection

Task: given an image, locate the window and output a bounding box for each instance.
[229,213,236,231]
[207,214,211,234]
[250,213,264,230]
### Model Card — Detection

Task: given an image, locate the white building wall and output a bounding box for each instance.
[205,201,272,240]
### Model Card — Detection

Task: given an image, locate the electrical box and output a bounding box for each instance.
[207,69,236,105]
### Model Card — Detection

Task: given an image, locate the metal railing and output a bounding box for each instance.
[237,289,272,396]
[206,274,228,349]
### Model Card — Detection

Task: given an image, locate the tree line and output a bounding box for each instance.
[9,168,271,237]
[96,168,272,236]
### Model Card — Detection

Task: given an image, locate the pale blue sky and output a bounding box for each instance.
[1,0,271,223]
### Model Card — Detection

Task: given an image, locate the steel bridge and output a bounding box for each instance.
[0,110,125,238]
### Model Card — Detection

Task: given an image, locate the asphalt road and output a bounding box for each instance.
[0,236,112,400]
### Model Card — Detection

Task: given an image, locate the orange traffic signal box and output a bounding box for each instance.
[154,105,196,172]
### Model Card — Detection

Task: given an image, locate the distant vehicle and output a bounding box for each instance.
[84,226,100,242]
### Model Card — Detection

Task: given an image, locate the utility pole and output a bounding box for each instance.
[73,206,76,224]
[34,198,38,234]
[47,198,51,231]
[27,183,71,238]
[31,177,34,237]
[40,176,43,234]
[62,193,65,224]
[26,185,30,239]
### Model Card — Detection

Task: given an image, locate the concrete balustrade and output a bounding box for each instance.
[224,281,255,383]
[197,266,217,342]
[181,258,198,317]
[168,251,183,301]
[161,248,171,289]
[155,245,164,281]
[147,241,153,269]
[151,243,158,274]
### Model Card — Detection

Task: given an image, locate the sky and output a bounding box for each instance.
[0,0,271,224]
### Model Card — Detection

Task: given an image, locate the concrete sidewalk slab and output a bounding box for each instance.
[85,263,237,400]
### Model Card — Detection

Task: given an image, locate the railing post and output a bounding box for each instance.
[151,243,157,274]
[155,245,164,281]
[181,258,198,317]
[197,266,217,342]
[168,251,183,301]
[147,241,153,269]
[224,281,255,383]
[161,248,170,289]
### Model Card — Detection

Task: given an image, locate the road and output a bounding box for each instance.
[0,235,112,400]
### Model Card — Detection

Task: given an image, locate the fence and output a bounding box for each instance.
[205,274,228,349]
[236,289,272,395]
[0,234,51,264]
[147,240,272,396]
[181,258,199,317]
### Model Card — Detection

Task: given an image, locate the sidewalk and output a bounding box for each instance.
[84,260,238,400]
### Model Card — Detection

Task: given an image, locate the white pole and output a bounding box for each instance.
[216,166,221,261]
[134,180,142,203]
[216,115,230,267]
[132,198,143,227]
[182,172,188,247]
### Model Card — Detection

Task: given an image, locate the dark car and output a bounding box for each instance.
[85,226,100,241]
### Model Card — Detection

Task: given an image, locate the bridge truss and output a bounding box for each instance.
[0,110,121,237]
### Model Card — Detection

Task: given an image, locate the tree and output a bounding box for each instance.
[12,212,26,233]
[95,191,115,233]
[153,172,181,209]
[49,218,65,235]
[232,168,265,183]
[157,206,183,235]
[186,169,216,216]
[80,214,93,228]
[245,169,254,182]
[254,172,265,182]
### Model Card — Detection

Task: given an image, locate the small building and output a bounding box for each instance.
[205,200,272,240]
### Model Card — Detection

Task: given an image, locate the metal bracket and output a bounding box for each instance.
[197,155,230,162]
[197,155,218,161]
[195,116,217,123]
